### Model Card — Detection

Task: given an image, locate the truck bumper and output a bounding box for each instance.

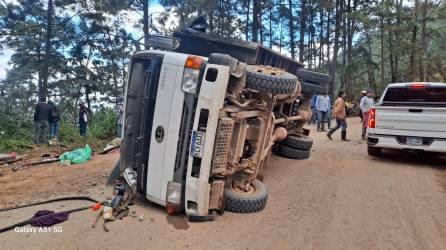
[368,134,446,153]
[184,64,230,217]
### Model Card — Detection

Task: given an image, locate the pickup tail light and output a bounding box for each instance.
[368,108,376,128]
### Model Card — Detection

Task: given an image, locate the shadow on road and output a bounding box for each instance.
[371,149,446,171]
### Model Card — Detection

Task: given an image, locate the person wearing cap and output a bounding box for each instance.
[358,90,367,122]
[79,101,90,138]
[33,97,51,144]
[360,89,375,139]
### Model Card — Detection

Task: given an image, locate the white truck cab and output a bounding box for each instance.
[367,82,446,156]
[120,50,232,218]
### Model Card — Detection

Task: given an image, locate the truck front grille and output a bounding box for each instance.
[173,94,197,182]
[211,118,235,176]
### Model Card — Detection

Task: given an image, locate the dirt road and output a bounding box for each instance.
[1,119,445,250]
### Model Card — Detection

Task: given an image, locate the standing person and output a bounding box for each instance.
[315,92,331,132]
[360,89,375,140]
[79,101,90,138]
[358,90,366,122]
[327,91,350,141]
[117,103,123,137]
[326,95,333,129]
[33,97,51,144]
[308,94,318,125]
[48,101,60,139]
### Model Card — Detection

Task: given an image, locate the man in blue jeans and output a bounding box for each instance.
[316,92,331,132]
[48,101,60,139]
[308,94,318,125]
[79,102,90,138]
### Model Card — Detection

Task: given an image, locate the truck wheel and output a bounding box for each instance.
[300,81,327,95]
[282,135,313,150]
[106,158,121,185]
[278,144,310,160]
[224,179,268,213]
[295,69,331,86]
[245,65,297,95]
[367,145,382,156]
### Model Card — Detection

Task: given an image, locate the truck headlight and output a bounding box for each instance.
[166,181,182,205]
[181,68,200,94]
[181,55,204,94]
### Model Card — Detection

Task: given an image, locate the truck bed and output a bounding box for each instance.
[173,29,304,75]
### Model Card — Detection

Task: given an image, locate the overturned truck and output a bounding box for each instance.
[114,28,331,221]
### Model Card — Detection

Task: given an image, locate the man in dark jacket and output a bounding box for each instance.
[79,102,90,138]
[34,97,51,144]
[48,101,60,139]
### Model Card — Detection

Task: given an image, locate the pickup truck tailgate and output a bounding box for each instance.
[375,106,446,138]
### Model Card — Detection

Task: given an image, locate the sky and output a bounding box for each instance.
[0,0,170,80]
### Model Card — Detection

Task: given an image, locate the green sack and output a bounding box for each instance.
[59,145,92,165]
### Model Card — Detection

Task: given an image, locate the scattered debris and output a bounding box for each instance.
[0,154,26,165]
[99,138,121,154]
[59,145,92,165]
[11,157,59,172]
[138,215,144,221]
[130,210,137,218]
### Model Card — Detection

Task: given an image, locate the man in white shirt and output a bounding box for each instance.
[316,92,331,132]
[360,89,375,139]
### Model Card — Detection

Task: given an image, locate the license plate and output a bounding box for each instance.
[407,137,422,146]
[191,131,206,158]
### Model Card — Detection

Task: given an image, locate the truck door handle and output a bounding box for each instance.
[408,109,423,113]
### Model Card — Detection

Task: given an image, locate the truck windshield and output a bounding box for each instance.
[383,86,446,105]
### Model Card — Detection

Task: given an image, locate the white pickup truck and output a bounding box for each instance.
[367,82,446,156]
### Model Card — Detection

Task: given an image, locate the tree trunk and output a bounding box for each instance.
[318,7,324,68]
[367,34,376,90]
[245,0,250,40]
[252,0,261,42]
[288,0,296,59]
[269,2,273,48]
[410,0,419,81]
[299,0,307,62]
[380,0,385,85]
[419,0,428,81]
[329,0,342,96]
[394,0,402,82]
[40,0,53,100]
[143,0,149,49]
[387,23,396,82]
[326,5,331,63]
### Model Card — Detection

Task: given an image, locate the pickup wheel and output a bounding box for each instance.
[245,65,297,95]
[277,144,310,160]
[224,180,268,213]
[282,135,313,150]
[367,145,382,156]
